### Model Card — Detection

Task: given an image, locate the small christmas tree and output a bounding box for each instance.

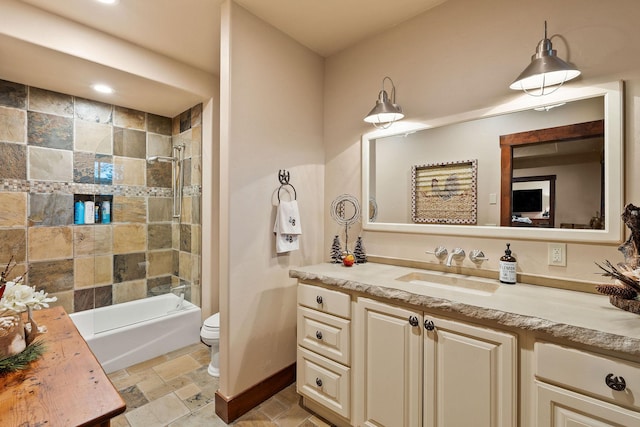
[330,235,342,263]
[353,236,367,264]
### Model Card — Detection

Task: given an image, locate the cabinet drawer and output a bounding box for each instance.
[298,283,351,319]
[536,381,640,425]
[535,341,640,411]
[297,347,351,420]
[298,306,350,365]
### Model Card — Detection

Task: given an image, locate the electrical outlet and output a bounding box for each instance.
[548,243,566,266]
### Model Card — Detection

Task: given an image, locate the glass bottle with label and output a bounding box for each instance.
[499,243,517,284]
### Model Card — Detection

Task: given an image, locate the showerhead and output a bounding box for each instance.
[147,155,177,163]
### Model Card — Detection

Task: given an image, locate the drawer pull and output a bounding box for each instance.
[605,374,626,391]
[315,377,323,387]
[316,295,323,304]
[408,316,419,327]
[315,330,323,340]
[424,319,435,331]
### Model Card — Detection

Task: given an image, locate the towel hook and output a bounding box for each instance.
[278,170,290,185]
[277,169,297,202]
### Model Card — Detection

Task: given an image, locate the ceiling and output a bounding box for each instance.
[3,0,447,116]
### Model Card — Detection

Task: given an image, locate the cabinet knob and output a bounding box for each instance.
[316,295,323,304]
[315,377,323,387]
[408,316,419,327]
[315,331,323,340]
[605,373,626,391]
[424,319,435,331]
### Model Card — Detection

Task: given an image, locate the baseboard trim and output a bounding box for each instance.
[214,363,296,423]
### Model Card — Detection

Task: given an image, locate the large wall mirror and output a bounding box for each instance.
[361,81,623,243]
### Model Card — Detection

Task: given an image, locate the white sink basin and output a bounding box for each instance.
[395,271,500,296]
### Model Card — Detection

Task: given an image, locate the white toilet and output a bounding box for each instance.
[200,313,220,377]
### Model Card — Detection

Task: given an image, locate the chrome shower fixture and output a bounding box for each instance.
[146,144,185,219]
[147,155,177,163]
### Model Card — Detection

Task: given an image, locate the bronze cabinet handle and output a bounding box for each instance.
[605,374,626,391]
[424,320,435,331]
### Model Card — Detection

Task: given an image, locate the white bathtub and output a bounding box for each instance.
[70,293,202,373]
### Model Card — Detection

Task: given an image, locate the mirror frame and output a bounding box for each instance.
[361,81,623,243]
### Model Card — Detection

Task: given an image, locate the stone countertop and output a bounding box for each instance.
[290,262,640,357]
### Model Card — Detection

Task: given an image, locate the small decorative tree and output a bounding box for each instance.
[353,236,367,264]
[330,235,342,263]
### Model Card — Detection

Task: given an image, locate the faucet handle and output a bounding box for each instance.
[426,246,448,262]
[469,250,489,265]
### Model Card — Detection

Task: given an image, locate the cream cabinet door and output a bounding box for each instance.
[354,297,423,427]
[536,381,640,426]
[423,314,517,427]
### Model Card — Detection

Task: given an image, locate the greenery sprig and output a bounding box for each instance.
[0,340,46,375]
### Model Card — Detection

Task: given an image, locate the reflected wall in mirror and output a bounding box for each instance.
[362,81,623,243]
[500,120,604,229]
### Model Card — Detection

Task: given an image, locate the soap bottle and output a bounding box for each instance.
[101,200,111,224]
[499,243,517,284]
[74,201,85,225]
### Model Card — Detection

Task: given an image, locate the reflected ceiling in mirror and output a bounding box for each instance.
[361,81,623,243]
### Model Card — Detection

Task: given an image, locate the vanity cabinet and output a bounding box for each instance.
[423,312,517,427]
[354,297,423,426]
[534,341,640,426]
[296,283,352,424]
[353,296,517,427]
[292,263,640,427]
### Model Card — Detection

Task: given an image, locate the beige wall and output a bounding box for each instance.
[324,0,640,283]
[219,1,325,397]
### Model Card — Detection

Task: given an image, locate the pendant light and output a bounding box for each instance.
[364,76,404,128]
[510,21,580,96]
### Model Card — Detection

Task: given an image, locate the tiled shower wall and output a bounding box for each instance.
[0,79,202,313]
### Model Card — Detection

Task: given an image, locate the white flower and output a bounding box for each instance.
[0,283,57,313]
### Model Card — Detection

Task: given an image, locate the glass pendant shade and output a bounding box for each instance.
[364,77,404,128]
[510,22,580,95]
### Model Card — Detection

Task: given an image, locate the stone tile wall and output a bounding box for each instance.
[0,79,202,313]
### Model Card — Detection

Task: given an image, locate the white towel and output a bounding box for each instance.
[277,200,302,234]
[274,200,302,253]
[274,230,299,253]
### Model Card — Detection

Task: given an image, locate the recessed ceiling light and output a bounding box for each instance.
[92,84,114,94]
[96,0,119,5]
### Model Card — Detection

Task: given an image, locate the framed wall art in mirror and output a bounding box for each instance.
[411,159,477,224]
[361,80,623,243]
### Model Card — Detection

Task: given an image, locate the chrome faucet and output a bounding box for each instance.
[445,248,465,267]
[426,246,448,262]
[170,285,187,310]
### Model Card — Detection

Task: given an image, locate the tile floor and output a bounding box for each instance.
[107,343,331,427]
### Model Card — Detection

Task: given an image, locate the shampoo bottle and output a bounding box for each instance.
[101,200,111,224]
[499,243,517,284]
[74,201,85,225]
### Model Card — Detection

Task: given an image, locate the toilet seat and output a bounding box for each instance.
[201,313,219,341]
[203,312,219,329]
